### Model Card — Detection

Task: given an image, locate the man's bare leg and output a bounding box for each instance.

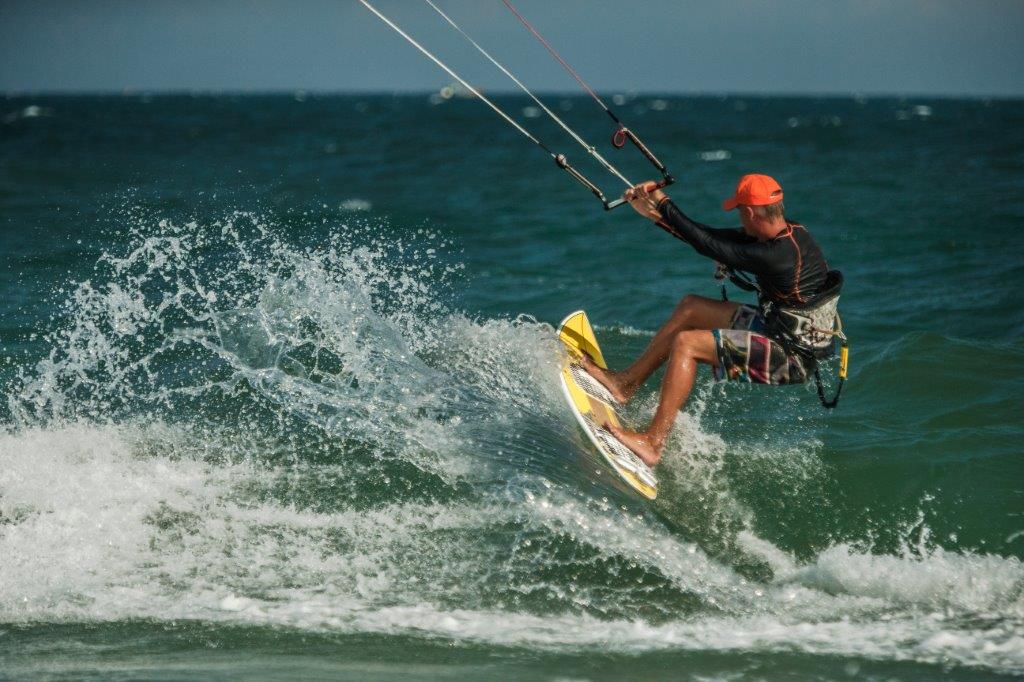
[605,329,719,467]
[580,295,736,403]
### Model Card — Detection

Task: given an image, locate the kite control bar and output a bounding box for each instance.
[555,126,675,212]
[604,126,675,210]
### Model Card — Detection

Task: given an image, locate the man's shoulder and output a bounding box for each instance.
[790,223,827,247]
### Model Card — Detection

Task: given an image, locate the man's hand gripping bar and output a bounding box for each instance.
[604,126,674,211]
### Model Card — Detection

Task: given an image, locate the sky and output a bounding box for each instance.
[1,0,1023,97]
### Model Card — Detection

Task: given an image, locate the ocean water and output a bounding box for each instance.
[1,93,1022,680]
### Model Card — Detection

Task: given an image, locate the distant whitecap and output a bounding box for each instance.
[699,149,731,162]
[4,105,52,123]
[339,198,372,211]
[522,106,541,118]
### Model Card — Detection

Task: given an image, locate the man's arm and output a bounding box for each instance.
[656,200,770,272]
[655,200,751,247]
[621,182,773,273]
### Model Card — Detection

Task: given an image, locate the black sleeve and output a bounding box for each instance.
[655,199,776,272]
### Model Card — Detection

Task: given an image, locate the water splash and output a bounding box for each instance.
[1,209,1022,674]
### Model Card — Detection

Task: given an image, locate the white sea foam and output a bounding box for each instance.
[1,416,1022,674]
[592,323,653,338]
[783,542,1024,615]
[737,530,797,574]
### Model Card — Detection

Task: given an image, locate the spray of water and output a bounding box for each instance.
[1,210,1022,674]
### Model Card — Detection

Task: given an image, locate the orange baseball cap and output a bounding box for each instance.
[722,174,784,210]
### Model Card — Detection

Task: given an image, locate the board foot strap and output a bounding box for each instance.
[567,363,619,405]
[583,414,658,488]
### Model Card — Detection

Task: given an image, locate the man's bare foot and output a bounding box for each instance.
[605,422,662,468]
[578,353,632,404]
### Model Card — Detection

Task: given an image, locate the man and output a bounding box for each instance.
[580,173,841,467]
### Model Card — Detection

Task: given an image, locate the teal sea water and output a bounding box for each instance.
[1,94,1023,679]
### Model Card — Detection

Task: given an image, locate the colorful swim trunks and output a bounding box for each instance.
[713,304,809,385]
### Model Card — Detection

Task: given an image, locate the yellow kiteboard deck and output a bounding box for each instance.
[557,310,658,500]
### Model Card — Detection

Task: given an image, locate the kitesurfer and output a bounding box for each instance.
[580,174,843,466]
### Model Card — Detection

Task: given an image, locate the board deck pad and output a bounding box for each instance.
[557,310,658,500]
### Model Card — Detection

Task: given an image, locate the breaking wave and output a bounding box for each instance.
[1,210,1022,674]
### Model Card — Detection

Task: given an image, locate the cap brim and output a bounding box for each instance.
[721,196,739,211]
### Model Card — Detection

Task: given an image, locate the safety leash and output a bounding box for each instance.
[813,317,848,409]
[814,340,848,409]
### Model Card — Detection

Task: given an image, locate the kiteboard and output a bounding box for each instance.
[557,310,658,500]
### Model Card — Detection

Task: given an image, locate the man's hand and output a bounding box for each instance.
[625,181,668,222]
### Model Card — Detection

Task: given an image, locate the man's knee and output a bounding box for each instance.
[671,329,700,354]
[675,293,737,332]
[672,329,716,362]
[675,293,701,320]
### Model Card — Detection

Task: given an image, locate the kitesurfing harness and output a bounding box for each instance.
[357,0,674,210]
[721,266,848,408]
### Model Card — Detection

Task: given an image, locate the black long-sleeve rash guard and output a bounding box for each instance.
[656,199,829,308]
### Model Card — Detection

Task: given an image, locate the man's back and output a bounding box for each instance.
[655,201,830,307]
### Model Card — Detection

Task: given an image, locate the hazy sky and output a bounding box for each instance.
[2,0,1022,97]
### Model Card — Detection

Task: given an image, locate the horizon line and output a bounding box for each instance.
[4,88,1022,102]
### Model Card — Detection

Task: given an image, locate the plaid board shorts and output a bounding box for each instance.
[712,305,809,385]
